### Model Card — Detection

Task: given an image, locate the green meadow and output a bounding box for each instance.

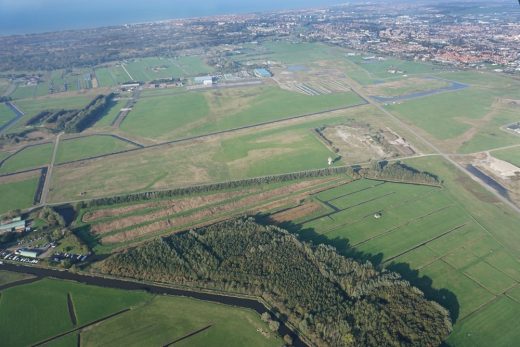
[0,143,53,174]
[81,295,280,347]
[10,95,92,132]
[0,103,15,128]
[49,110,351,202]
[56,135,137,164]
[92,98,127,128]
[0,278,149,347]
[0,176,39,214]
[492,147,520,167]
[0,278,279,347]
[120,85,363,140]
[288,154,520,346]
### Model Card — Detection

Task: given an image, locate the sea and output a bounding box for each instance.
[0,0,346,36]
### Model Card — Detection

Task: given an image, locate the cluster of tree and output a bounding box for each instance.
[25,94,114,133]
[359,161,440,186]
[84,167,352,207]
[98,218,452,347]
[149,77,182,85]
[38,206,65,228]
[0,129,45,146]
[0,96,12,103]
[314,127,338,153]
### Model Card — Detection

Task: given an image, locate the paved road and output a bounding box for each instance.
[40,132,62,204]
[346,78,520,214]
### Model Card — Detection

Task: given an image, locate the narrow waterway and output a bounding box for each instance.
[466,165,510,199]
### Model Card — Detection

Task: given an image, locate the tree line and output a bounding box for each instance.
[25,93,114,133]
[82,162,439,209]
[82,167,352,208]
[97,217,452,347]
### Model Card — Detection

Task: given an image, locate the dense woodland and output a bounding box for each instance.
[25,93,114,133]
[98,218,452,346]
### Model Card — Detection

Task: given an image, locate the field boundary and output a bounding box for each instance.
[383,223,467,264]
[31,308,131,347]
[163,324,213,346]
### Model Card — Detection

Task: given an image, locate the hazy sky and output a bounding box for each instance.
[0,0,348,35]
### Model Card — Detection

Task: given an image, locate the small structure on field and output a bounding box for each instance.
[374,212,382,219]
[328,157,333,166]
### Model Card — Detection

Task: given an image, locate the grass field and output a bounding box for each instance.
[120,85,363,140]
[365,77,451,97]
[92,98,127,128]
[81,295,280,347]
[95,56,213,87]
[276,154,520,346]
[342,54,439,85]
[0,270,34,286]
[56,135,137,164]
[491,147,520,167]
[0,278,148,347]
[237,41,343,65]
[0,175,39,214]
[0,278,279,347]
[381,70,520,153]
[10,95,93,132]
[9,70,94,100]
[0,143,53,174]
[385,88,496,140]
[0,103,15,128]
[48,107,360,202]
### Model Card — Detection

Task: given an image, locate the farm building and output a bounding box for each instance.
[194,76,214,85]
[0,219,27,234]
[254,68,272,78]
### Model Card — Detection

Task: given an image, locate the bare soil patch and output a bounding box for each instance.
[91,190,250,234]
[270,201,323,223]
[101,178,338,243]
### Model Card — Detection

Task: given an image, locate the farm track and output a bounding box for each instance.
[39,132,61,204]
[112,89,140,128]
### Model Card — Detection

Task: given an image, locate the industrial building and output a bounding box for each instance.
[15,249,40,258]
[253,68,272,78]
[194,76,214,86]
[0,218,27,234]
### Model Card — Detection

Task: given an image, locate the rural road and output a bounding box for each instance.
[40,132,62,205]
[346,79,520,215]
